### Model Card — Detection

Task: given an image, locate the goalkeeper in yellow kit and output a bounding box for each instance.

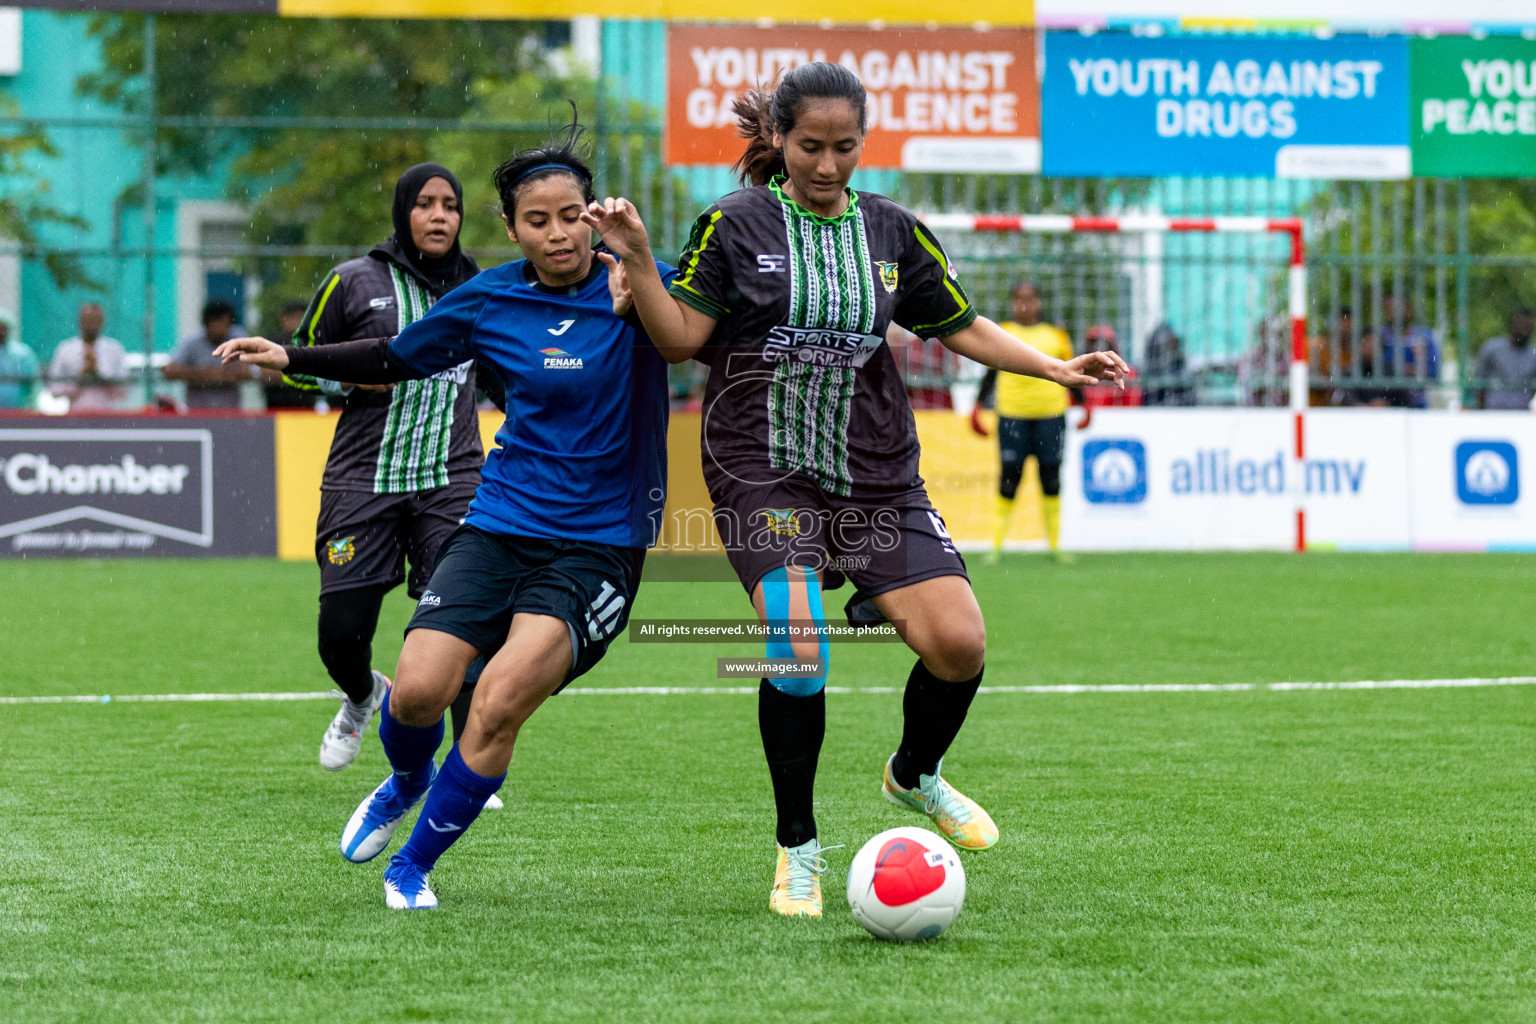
[971,281,1087,562]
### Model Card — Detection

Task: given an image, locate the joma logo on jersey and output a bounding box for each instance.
[540,347,584,370]
[874,261,899,293]
[763,327,885,369]
[326,536,356,565]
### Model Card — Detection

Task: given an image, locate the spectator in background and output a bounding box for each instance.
[1474,306,1536,410]
[889,323,954,411]
[1142,323,1194,406]
[1080,325,1141,414]
[163,298,264,408]
[1242,315,1292,407]
[278,299,308,342]
[265,300,319,409]
[49,302,130,411]
[1379,289,1440,408]
[1315,307,1397,407]
[0,308,39,409]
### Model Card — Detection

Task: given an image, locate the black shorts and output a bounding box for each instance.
[315,480,478,598]
[707,473,967,600]
[406,524,644,687]
[998,415,1066,469]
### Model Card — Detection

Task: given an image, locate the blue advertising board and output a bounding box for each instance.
[1043,33,1410,179]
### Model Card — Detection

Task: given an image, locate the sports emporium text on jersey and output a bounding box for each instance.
[762,326,886,369]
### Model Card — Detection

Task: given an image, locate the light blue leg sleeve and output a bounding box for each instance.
[762,566,829,697]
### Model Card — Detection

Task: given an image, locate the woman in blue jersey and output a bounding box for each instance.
[217,126,679,911]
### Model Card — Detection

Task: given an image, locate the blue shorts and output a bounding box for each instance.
[406,524,644,688]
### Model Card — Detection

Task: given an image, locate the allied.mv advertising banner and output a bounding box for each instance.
[1042,33,1410,179]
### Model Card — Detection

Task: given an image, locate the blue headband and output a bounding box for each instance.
[513,162,590,187]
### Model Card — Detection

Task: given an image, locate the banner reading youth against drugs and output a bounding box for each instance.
[1411,37,1536,177]
[1043,33,1409,179]
[667,25,1040,173]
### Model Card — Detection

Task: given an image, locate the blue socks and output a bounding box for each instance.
[377,696,443,799]
[393,744,505,872]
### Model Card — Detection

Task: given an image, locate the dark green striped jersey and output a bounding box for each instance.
[671,178,976,497]
[289,249,485,494]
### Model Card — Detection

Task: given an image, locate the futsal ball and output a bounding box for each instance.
[846,826,966,941]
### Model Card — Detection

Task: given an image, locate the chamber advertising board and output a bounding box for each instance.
[0,417,276,558]
[667,24,1040,173]
[1042,32,1410,179]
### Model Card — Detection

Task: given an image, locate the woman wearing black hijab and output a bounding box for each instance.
[286,163,504,781]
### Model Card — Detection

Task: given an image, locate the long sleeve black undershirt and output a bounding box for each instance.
[281,337,507,412]
[281,337,421,386]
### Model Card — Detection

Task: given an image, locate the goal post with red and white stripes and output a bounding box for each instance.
[920,213,1310,553]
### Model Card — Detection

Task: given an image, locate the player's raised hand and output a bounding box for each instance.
[1057,350,1129,390]
[596,250,633,316]
[213,336,289,371]
[580,197,650,262]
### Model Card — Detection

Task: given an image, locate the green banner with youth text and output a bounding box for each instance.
[1412,37,1536,178]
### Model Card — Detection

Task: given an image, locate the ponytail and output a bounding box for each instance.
[731,90,783,188]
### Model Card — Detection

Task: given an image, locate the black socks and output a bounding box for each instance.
[317,585,387,705]
[448,683,475,742]
[758,678,826,849]
[890,660,983,790]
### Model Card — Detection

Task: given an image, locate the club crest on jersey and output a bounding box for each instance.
[762,508,802,537]
[874,261,899,294]
[541,347,584,370]
[326,536,356,565]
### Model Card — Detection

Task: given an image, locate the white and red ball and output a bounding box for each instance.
[845,826,966,941]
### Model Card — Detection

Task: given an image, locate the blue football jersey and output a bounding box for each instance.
[387,257,677,549]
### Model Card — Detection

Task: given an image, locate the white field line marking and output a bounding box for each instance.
[2,677,1536,705]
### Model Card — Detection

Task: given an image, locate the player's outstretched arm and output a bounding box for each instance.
[582,197,714,363]
[215,336,289,371]
[940,317,1129,390]
[215,335,424,386]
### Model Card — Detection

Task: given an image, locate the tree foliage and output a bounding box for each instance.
[79,14,685,329]
[1307,179,1536,362]
[0,100,92,290]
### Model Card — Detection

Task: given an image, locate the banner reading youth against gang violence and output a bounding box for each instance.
[666,25,1040,173]
[1043,33,1409,179]
[1411,37,1536,177]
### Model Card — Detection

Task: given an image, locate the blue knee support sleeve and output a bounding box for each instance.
[763,566,829,697]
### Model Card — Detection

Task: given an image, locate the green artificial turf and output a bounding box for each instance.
[2,554,1534,1023]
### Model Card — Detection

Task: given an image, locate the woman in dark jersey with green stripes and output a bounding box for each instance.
[584,63,1126,917]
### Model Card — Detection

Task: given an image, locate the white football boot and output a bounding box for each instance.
[319,670,389,771]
